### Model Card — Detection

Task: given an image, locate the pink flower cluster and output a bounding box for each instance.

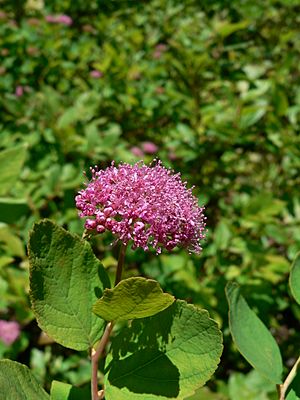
[76,161,206,254]
[45,14,73,26]
[0,320,20,346]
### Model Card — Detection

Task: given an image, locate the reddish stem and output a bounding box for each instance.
[90,243,127,400]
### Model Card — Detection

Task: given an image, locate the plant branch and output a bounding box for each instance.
[278,355,300,400]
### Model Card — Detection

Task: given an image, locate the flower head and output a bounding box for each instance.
[76,161,206,254]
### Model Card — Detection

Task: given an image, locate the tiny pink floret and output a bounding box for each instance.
[76,161,206,254]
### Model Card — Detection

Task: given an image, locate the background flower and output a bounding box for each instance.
[90,70,103,78]
[130,146,144,157]
[0,320,20,346]
[141,141,158,154]
[45,14,72,25]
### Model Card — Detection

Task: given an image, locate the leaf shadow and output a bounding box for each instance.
[106,302,182,397]
[108,349,179,397]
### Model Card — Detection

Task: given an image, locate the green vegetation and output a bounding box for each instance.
[0,0,299,398]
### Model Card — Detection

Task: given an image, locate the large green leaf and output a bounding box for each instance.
[0,359,49,400]
[28,220,110,351]
[289,253,300,305]
[226,282,283,384]
[0,145,27,196]
[50,380,91,400]
[93,277,174,321]
[105,300,223,400]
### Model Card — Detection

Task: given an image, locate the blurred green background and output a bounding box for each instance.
[0,0,300,398]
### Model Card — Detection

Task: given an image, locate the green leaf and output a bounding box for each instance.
[184,386,226,400]
[239,104,267,129]
[28,219,110,351]
[105,300,223,400]
[215,20,249,38]
[50,381,91,400]
[226,282,283,384]
[286,360,300,400]
[214,220,232,251]
[0,145,27,196]
[286,390,299,400]
[57,107,78,129]
[290,252,300,305]
[228,370,276,400]
[93,277,174,321]
[0,359,49,399]
[0,198,29,223]
[0,223,25,257]
[0,255,14,269]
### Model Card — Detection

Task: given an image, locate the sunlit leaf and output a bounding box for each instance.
[105,300,223,400]
[50,380,90,400]
[290,252,300,305]
[93,277,174,321]
[0,145,27,196]
[226,282,283,384]
[28,220,110,351]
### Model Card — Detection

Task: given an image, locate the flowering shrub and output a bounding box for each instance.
[1,156,295,399]
[0,161,223,400]
[0,0,300,398]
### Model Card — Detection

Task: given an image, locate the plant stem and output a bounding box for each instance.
[115,243,127,286]
[81,229,89,240]
[278,355,300,400]
[91,322,114,400]
[90,242,127,400]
